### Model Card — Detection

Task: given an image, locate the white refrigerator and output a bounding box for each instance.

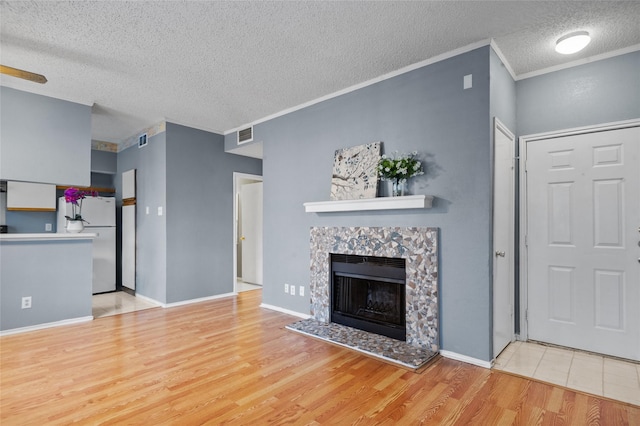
[58,196,116,294]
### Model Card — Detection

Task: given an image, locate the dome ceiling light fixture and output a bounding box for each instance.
[555,31,591,54]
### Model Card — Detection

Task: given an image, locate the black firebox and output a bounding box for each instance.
[330,254,406,341]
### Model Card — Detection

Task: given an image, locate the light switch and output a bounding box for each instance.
[146,206,150,215]
[464,74,472,89]
[157,206,163,216]
[45,223,52,231]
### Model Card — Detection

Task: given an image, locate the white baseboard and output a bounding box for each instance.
[260,303,310,319]
[132,293,164,307]
[0,316,94,336]
[439,350,493,369]
[135,292,236,308]
[162,292,236,308]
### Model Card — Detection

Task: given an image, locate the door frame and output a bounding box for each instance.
[518,118,640,341]
[232,172,263,293]
[492,117,515,358]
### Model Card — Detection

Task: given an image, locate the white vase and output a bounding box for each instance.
[66,220,84,233]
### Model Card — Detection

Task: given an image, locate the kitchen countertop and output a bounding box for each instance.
[0,233,98,242]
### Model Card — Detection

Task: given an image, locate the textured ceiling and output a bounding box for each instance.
[1,1,639,148]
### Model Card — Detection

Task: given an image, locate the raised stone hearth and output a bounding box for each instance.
[286,319,436,370]
[286,226,439,368]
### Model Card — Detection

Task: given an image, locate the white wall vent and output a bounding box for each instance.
[138,133,148,148]
[237,126,253,145]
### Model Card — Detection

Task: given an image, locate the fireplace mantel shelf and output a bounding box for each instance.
[304,195,433,213]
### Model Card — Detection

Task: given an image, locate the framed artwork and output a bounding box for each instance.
[330,142,381,200]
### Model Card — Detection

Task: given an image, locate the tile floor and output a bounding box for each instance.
[92,291,159,319]
[494,341,640,406]
[93,281,260,319]
[236,280,261,292]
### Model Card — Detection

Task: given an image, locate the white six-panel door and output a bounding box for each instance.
[524,124,639,361]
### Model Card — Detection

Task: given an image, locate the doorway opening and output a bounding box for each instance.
[233,173,263,293]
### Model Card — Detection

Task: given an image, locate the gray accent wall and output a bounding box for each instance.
[250,46,494,361]
[91,149,117,175]
[0,87,91,186]
[117,123,261,304]
[5,210,57,234]
[489,47,517,344]
[165,123,262,303]
[1,239,93,331]
[117,131,167,302]
[517,51,640,136]
[490,49,517,133]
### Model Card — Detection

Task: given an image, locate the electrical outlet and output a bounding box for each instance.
[157,206,163,216]
[45,223,52,231]
[284,283,289,293]
[21,296,32,309]
[290,285,296,296]
[299,286,305,297]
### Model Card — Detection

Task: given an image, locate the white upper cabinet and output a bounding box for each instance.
[6,181,56,211]
[122,169,136,199]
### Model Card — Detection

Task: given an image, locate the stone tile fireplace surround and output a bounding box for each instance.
[308,226,439,353]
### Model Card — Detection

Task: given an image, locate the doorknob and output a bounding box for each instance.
[241,236,246,241]
[495,251,505,257]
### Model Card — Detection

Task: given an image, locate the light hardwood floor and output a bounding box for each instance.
[1,290,638,425]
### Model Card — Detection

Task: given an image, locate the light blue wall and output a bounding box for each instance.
[165,123,262,303]
[1,239,93,331]
[5,210,56,234]
[490,49,517,133]
[0,86,94,250]
[91,172,115,189]
[0,87,91,186]
[246,46,494,361]
[116,124,262,304]
[517,51,640,136]
[91,149,117,174]
[489,47,517,342]
[117,131,167,302]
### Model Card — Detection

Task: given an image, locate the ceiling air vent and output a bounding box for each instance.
[237,126,253,145]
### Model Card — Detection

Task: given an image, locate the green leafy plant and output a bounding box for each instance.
[377,151,424,183]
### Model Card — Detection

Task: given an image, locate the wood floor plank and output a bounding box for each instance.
[1,290,638,425]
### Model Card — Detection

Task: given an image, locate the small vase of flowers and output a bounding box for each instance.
[377,151,424,196]
[64,187,97,232]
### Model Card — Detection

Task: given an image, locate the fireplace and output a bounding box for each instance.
[331,254,406,341]
[309,226,439,352]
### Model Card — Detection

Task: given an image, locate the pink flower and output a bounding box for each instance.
[64,187,97,221]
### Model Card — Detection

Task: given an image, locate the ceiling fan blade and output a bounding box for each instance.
[0,65,47,84]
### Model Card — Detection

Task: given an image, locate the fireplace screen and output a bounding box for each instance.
[330,254,406,341]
